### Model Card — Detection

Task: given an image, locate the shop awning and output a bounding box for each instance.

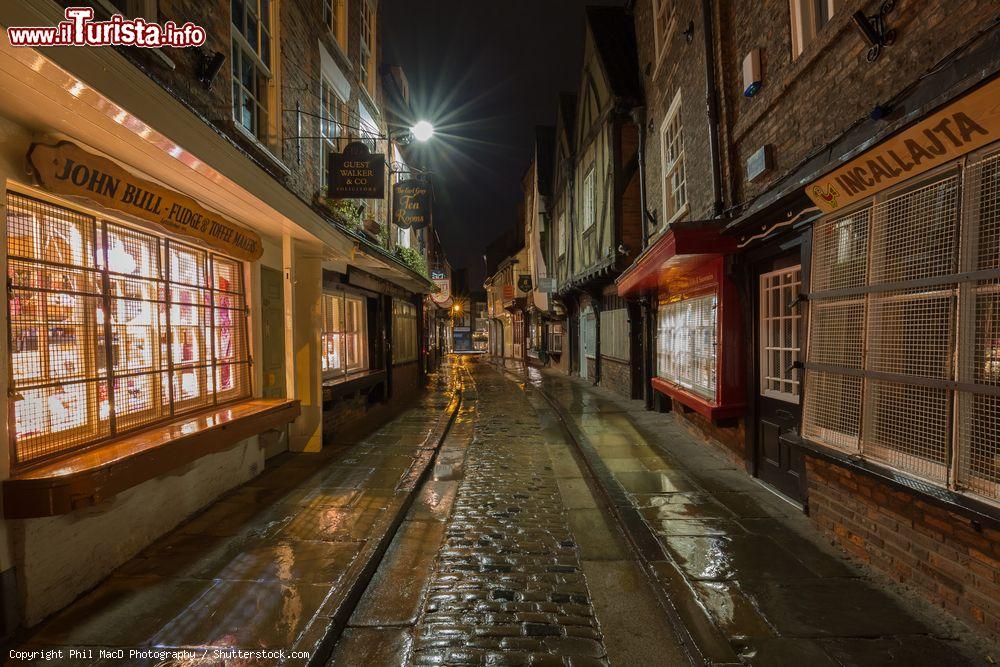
[617,221,737,297]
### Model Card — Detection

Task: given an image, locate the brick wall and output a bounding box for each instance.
[600,357,632,399]
[391,360,421,398]
[669,401,746,468]
[322,388,379,443]
[61,0,389,225]
[806,456,1000,641]
[633,0,722,227]
[718,0,996,206]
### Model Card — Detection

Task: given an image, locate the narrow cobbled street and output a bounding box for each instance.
[326,357,993,666]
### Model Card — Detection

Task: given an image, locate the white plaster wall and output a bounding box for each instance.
[16,436,264,626]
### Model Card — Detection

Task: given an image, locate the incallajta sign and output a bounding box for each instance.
[28,141,263,261]
[806,78,999,214]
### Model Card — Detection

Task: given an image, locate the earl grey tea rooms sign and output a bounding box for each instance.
[328,141,386,199]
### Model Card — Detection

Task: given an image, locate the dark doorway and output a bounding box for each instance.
[753,253,806,502]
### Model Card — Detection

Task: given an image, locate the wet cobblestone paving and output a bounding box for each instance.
[410,366,609,667]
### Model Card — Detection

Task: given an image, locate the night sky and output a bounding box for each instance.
[383,0,623,287]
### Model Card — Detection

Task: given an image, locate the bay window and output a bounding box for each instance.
[322,292,368,378]
[7,192,250,466]
[657,294,717,400]
[802,145,1000,503]
[392,299,418,364]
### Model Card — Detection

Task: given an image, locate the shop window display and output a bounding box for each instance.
[6,192,251,465]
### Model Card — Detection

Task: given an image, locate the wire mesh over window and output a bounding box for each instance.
[6,192,251,466]
[657,293,717,400]
[803,145,1000,503]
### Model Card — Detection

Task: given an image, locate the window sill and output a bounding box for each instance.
[782,432,1000,528]
[322,369,386,401]
[651,377,744,421]
[3,399,301,519]
[230,120,293,177]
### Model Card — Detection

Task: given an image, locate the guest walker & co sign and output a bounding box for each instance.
[328,141,386,199]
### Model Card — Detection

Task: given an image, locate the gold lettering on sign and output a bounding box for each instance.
[806,79,999,213]
[28,141,264,261]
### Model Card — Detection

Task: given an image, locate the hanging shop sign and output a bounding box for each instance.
[328,141,386,199]
[806,78,1000,214]
[431,275,451,305]
[517,274,533,293]
[28,141,263,261]
[502,285,515,301]
[430,268,448,280]
[392,179,431,229]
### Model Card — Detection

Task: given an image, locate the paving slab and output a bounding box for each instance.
[14,360,465,665]
[502,363,989,666]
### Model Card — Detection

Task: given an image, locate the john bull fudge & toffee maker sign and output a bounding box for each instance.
[807,78,1000,214]
[28,141,263,261]
[328,141,386,199]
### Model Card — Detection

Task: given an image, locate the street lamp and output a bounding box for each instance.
[411,121,435,142]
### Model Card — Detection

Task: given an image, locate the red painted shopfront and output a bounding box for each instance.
[617,222,743,421]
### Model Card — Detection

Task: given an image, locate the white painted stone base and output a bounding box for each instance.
[14,436,264,626]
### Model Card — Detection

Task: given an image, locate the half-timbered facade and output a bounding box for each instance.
[551,6,643,398]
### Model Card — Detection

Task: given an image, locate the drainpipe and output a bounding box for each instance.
[631,106,652,248]
[592,295,602,386]
[702,0,724,216]
[642,296,655,410]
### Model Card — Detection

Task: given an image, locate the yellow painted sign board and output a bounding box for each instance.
[806,78,1000,214]
[28,141,264,261]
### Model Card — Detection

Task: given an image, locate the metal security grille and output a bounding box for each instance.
[803,144,1000,502]
[6,192,251,466]
[957,150,1000,501]
[657,293,717,400]
[759,266,802,403]
[600,308,630,361]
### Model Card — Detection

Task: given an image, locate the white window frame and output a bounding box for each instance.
[790,0,842,58]
[759,266,802,403]
[320,76,347,191]
[651,0,676,72]
[322,292,368,379]
[660,91,688,229]
[396,225,410,248]
[324,0,347,48]
[359,0,376,94]
[231,0,274,144]
[582,167,596,232]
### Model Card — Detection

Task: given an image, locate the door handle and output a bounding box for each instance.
[787,294,807,310]
[785,360,804,374]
